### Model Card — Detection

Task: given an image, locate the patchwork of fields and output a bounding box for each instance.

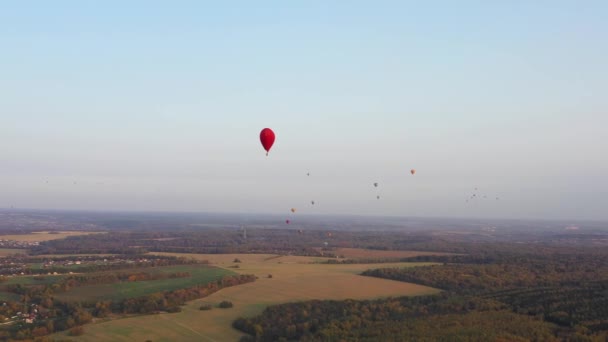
[51,252,439,341]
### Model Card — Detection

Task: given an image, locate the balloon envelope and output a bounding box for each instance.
[259,128,275,155]
[291,208,296,213]
[410,169,416,175]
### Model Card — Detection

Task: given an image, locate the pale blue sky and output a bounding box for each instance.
[1,1,606,220]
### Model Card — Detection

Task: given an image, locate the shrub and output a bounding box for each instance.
[219,301,234,309]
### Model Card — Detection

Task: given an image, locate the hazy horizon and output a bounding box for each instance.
[2,2,607,220]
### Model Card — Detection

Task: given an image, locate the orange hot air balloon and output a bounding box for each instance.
[410,169,416,175]
[259,128,275,156]
[290,208,296,213]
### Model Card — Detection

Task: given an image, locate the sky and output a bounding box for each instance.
[1,1,607,220]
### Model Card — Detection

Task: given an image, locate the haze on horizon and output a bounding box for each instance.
[1,2,607,220]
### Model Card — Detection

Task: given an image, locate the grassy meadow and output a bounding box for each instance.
[54,265,235,302]
[52,253,439,341]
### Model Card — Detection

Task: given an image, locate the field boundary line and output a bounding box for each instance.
[160,313,218,342]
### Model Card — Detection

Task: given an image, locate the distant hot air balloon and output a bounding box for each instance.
[259,128,275,156]
[410,169,416,175]
[307,172,310,176]
[377,195,380,200]
[290,208,296,213]
[311,200,315,205]
[285,219,290,224]
[326,232,332,237]
[373,182,378,187]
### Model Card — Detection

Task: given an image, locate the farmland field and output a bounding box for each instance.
[0,231,103,242]
[0,248,25,256]
[55,265,235,302]
[52,253,439,341]
[2,274,65,286]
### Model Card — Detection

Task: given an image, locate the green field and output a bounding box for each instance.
[2,274,66,285]
[51,254,439,341]
[55,265,235,302]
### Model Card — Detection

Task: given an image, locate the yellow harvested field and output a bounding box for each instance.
[0,231,103,242]
[332,247,457,259]
[54,253,439,342]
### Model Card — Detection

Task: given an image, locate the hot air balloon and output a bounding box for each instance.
[259,128,275,156]
[285,219,290,224]
[290,208,296,213]
[311,200,315,205]
[326,232,332,237]
[373,182,378,187]
[410,169,416,175]
[377,195,380,200]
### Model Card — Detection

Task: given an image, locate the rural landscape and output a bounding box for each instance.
[2,1,606,341]
[0,210,605,341]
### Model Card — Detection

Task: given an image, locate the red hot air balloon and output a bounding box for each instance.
[259,128,275,156]
[410,169,416,175]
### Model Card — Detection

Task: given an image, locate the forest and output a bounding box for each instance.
[234,244,608,341]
